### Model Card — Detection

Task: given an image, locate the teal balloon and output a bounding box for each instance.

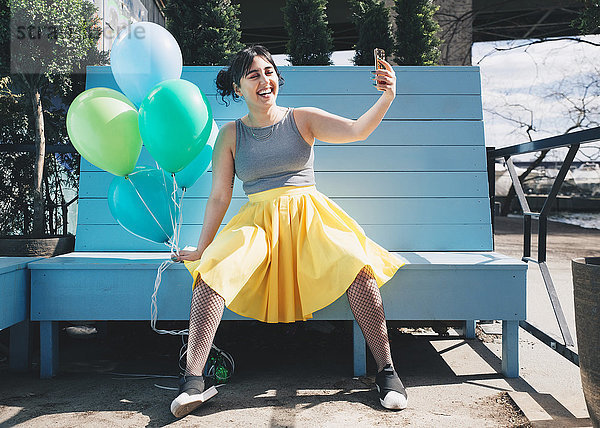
[108,167,178,244]
[138,79,213,173]
[175,120,218,189]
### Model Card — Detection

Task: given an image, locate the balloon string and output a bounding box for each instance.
[176,188,185,250]
[159,167,178,252]
[151,181,187,336]
[151,259,188,336]
[126,177,172,245]
[172,174,183,252]
[164,174,181,256]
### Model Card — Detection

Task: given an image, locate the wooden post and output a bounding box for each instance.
[353,320,367,377]
[502,320,519,378]
[40,321,59,378]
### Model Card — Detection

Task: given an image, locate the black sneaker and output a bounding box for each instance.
[375,364,408,410]
[170,375,218,418]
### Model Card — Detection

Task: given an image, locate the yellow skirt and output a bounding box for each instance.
[185,185,406,323]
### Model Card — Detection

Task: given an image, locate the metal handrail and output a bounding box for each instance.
[488,125,600,367]
[492,127,600,158]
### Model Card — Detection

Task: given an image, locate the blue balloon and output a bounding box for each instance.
[175,120,219,189]
[108,167,178,244]
[110,22,183,107]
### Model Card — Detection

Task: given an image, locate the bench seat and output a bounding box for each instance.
[29,251,525,378]
[29,251,525,321]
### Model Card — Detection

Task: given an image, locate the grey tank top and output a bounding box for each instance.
[235,107,316,195]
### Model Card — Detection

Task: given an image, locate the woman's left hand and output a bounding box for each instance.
[373,59,396,99]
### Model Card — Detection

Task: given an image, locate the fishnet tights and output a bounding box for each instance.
[185,268,391,375]
[346,266,393,372]
[185,277,225,376]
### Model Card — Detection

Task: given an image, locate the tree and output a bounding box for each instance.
[2,0,106,236]
[0,77,33,234]
[393,0,441,66]
[0,0,9,75]
[573,0,600,34]
[163,0,244,66]
[282,0,334,65]
[0,73,82,236]
[349,0,394,66]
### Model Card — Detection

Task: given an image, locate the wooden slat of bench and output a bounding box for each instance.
[73,121,483,157]
[204,95,483,121]
[0,257,37,275]
[78,197,492,225]
[28,251,523,268]
[314,121,485,147]
[263,67,482,95]
[87,65,482,96]
[74,223,493,252]
[314,146,486,171]
[79,171,489,198]
[80,145,487,172]
[29,251,524,321]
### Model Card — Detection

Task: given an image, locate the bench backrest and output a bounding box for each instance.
[77,66,492,252]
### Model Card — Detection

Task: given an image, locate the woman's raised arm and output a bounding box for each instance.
[301,59,397,144]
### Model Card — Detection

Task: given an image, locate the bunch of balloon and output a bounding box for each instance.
[66,22,217,254]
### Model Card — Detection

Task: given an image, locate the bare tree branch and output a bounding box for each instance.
[494,37,600,52]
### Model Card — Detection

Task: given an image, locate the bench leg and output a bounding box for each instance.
[40,321,59,378]
[464,320,476,339]
[501,320,519,378]
[9,320,30,372]
[353,320,366,377]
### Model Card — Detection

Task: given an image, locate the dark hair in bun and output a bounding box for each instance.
[216,45,285,106]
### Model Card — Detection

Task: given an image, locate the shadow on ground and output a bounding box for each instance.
[0,320,590,427]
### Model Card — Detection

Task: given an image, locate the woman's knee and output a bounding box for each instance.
[193,277,225,304]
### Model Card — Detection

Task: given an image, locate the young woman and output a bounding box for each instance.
[171,45,407,418]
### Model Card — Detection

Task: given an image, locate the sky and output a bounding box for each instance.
[274,35,600,163]
[472,35,600,163]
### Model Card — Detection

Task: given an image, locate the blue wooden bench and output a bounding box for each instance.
[29,65,527,379]
[0,257,41,371]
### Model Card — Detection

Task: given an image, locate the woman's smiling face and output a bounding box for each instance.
[234,56,279,107]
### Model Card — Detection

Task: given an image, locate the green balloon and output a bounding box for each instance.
[138,79,213,173]
[67,87,143,176]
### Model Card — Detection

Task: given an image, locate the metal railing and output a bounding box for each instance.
[488,126,600,366]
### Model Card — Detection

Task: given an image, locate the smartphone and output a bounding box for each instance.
[374,48,386,70]
[374,48,386,89]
